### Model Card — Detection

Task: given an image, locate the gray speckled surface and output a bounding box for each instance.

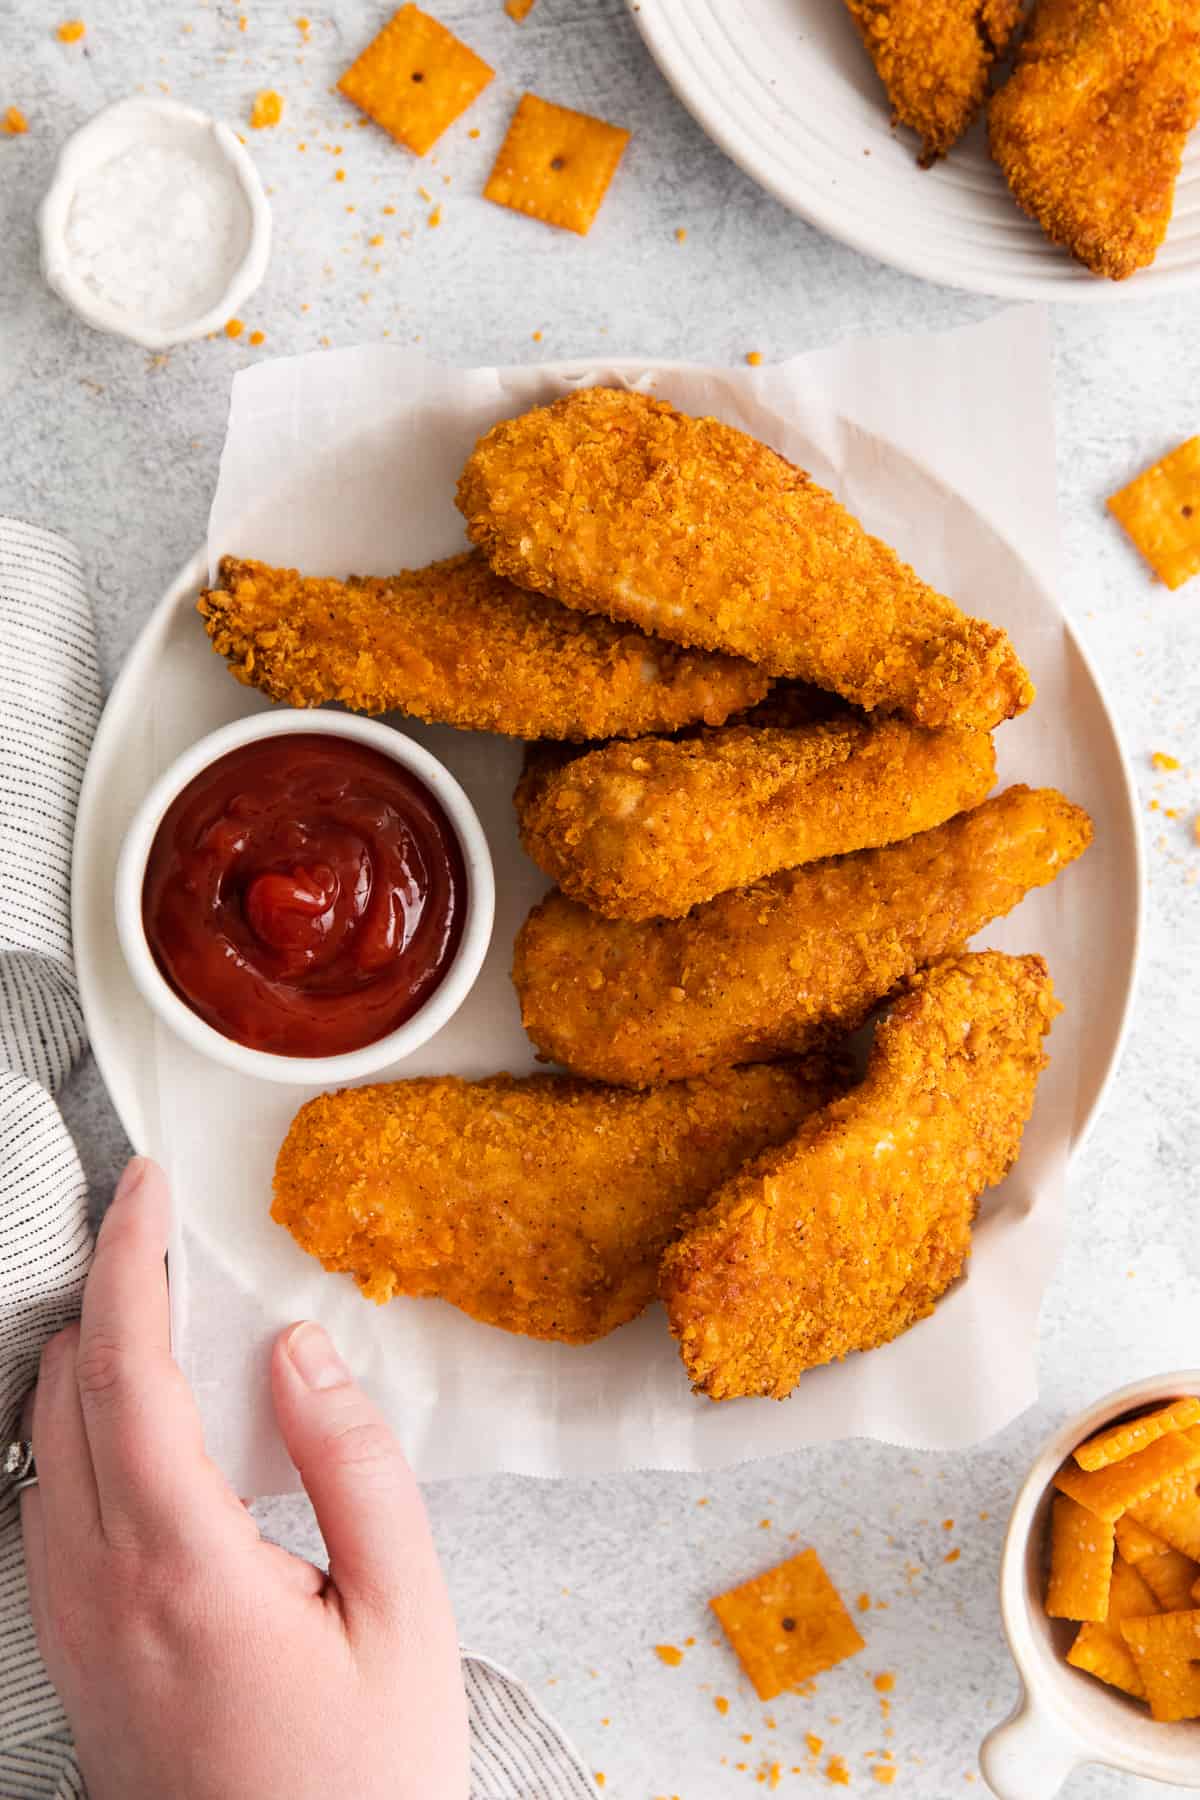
[3,3,1200,1795]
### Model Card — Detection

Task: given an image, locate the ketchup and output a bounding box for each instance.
[142,734,467,1057]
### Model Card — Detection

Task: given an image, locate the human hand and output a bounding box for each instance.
[21,1157,469,1800]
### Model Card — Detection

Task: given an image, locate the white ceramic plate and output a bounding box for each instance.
[629,0,1200,301]
[71,350,1143,1486]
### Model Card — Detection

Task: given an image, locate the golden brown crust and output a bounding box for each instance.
[271,1063,846,1344]
[659,951,1060,1400]
[515,718,997,920]
[512,785,1092,1086]
[844,0,1023,163]
[989,0,1200,281]
[198,550,768,742]
[457,388,1034,730]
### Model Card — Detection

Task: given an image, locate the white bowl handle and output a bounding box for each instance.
[980,1690,1081,1800]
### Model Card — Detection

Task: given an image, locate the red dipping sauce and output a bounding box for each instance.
[142,733,467,1057]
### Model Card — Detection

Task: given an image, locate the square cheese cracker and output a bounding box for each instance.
[338,5,493,156]
[711,1549,865,1702]
[1108,438,1200,591]
[484,94,629,235]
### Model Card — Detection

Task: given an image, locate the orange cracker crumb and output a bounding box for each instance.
[675,226,687,242]
[856,1593,870,1612]
[1151,752,1182,773]
[368,233,384,245]
[873,1771,897,1787]
[428,205,441,226]
[746,352,764,367]
[224,318,244,338]
[944,1548,961,1564]
[251,90,283,128]
[826,1756,851,1786]
[238,14,248,29]
[483,92,629,236]
[714,1695,729,1715]
[806,1733,824,1756]
[337,4,493,158]
[296,15,311,34]
[594,1777,606,1790]
[711,1550,865,1703]
[942,1519,955,1530]
[248,330,265,346]
[760,1519,772,1530]
[3,107,28,134]
[654,1644,684,1667]
[505,0,536,17]
[1109,438,1200,590]
[56,20,85,42]
[873,1673,895,1693]
[335,168,346,181]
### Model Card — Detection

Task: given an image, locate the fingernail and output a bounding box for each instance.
[286,1321,350,1391]
[113,1157,149,1204]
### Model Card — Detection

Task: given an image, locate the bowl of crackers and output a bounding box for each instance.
[982,1375,1200,1798]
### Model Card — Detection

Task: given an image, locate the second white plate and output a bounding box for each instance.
[630,0,1200,301]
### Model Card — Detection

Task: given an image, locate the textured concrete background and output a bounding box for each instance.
[2,2,1200,1795]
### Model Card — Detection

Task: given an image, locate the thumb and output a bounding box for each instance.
[270,1321,451,1642]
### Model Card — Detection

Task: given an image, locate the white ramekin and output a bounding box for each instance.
[981,1371,1200,1798]
[39,96,271,350]
[115,710,495,1085]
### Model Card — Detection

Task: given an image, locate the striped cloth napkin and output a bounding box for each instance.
[0,516,594,1800]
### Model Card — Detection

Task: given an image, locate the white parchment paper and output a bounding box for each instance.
[150,307,1100,1494]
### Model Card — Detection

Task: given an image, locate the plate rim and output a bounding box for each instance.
[72,357,1145,1164]
[627,0,1200,304]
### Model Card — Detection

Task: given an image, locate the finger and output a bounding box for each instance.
[17,1387,51,1649]
[270,1322,456,1645]
[76,1158,232,1549]
[29,1326,100,1558]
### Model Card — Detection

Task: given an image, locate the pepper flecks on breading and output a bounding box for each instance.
[660,952,1060,1401]
[989,0,1200,281]
[272,1063,847,1345]
[457,388,1034,730]
[512,785,1091,1087]
[198,550,769,742]
[515,716,997,921]
[843,0,1022,165]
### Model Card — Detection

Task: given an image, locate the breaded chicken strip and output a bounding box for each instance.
[513,785,1091,1086]
[844,0,1022,165]
[989,0,1200,281]
[457,389,1034,730]
[198,550,768,742]
[660,951,1059,1400]
[271,1063,845,1344]
[515,717,996,921]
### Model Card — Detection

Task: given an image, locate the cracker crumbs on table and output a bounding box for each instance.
[248,330,265,346]
[296,15,311,35]
[1152,751,1181,771]
[746,351,764,367]
[335,168,346,181]
[713,1695,729,1715]
[826,1755,851,1785]
[483,93,630,235]
[944,1548,961,1564]
[857,1592,871,1611]
[428,205,442,227]
[874,1672,895,1693]
[338,4,494,157]
[655,1644,684,1667]
[56,19,85,42]
[675,226,687,242]
[224,318,244,339]
[594,1776,605,1790]
[3,107,27,134]
[505,0,537,17]
[250,90,283,128]
[873,1768,898,1785]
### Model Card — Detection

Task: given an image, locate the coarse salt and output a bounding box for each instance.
[65,144,249,330]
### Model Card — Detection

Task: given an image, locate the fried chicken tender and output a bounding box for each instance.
[456,389,1034,730]
[513,785,1091,1086]
[659,951,1059,1399]
[843,0,1022,164]
[515,717,997,921]
[989,0,1200,281]
[198,550,768,742]
[271,1063,845,1344]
